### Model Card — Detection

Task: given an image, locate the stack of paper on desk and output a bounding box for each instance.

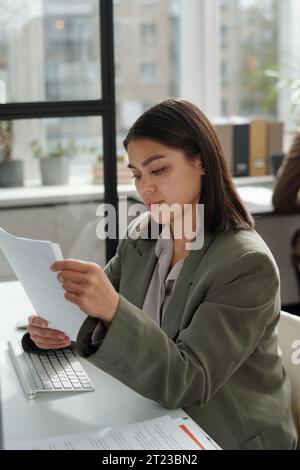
[8,415,221,450]
[0,226,86,340]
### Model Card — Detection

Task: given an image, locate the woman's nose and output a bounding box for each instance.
[139,177,156,193]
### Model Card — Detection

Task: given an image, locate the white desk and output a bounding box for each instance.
[0,281,184,449]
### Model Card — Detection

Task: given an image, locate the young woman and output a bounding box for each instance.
[25,99,297,450]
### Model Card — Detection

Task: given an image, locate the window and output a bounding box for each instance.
[141,23,157,46]
[140,0,159,5]
[0,0,118,261]
[220,61,228,86]
[0,0,114,181]
[115,63,122,85]
[0,81,5,104]
[114,0,181,156]
[218,0,279,119]
[0,116,103,181]
[0,0,101,102]
[141,63,158,85]
[221,99,228,115]
[220,25,227,48]
[114,23,121,44]
[181,0,299,135]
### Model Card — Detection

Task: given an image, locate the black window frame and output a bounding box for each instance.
[0,0,118,262]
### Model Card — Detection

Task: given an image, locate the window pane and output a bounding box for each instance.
[0,116,103,182]
[114,0,181,154]
[0,116,133,185]
[219,0,279,119]
[0,0,101,103]
[141,23,157,46]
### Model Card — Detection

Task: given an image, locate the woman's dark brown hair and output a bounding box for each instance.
[123,98,254,233]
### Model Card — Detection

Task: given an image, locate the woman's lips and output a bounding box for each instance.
[146,201,164,208]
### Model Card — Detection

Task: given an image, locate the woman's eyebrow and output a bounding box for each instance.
[127,155,167,169]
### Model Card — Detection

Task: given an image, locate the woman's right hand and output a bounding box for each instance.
[27,315,71,350]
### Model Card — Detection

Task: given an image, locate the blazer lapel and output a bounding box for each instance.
[161,231,218,339]
[120,217,162,308]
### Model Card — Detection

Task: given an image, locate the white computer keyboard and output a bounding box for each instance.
[8,339,95,399]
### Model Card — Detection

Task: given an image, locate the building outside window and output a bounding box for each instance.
[113,0,180,157]
[141,62,158,84]
[141,23,157,45]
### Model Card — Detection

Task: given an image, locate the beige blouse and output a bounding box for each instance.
[141,223,185,326]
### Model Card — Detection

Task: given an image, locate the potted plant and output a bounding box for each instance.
[30,139,77,185]
[0,121,24,187]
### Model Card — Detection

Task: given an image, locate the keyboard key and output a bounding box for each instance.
[53,383,63,390]
[70,380,80,386]
[72,384,83,389]
[66,373,76,379]
[44,382,54,390]
[57,372,68,379]
[61,381,73,389]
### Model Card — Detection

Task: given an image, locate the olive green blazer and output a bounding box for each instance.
[76,214,297,450]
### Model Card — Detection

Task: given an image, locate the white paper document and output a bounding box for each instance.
[0,226,86,340]
[9,415,221,450]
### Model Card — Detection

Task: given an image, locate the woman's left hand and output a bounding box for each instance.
[51,259,120,325]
